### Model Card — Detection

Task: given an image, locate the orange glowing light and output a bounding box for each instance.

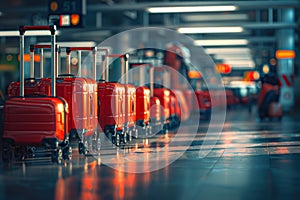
[188,70,201,79]
[71,14,80,26]
[216,63,231,74]
[244,71,260,81]
[18,54,41,62]
[276,50,295,59]
[50,1,58,12]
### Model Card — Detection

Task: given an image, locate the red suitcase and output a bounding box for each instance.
[2,25,71,163]
[38,77,98,137]
[3,97,68,145]
[124,84,136,141]
[110,54,136,143]
[98,81,125,145]
[153,88,170,127]
[7,78,40,98]
[150,96,164,135]
[169,91,181,128]
[135,86,151,137]
[195,90,212,120]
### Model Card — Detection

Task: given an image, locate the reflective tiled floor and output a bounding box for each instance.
[1,105,300,200]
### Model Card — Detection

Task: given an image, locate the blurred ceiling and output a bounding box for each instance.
[0,0,299,70]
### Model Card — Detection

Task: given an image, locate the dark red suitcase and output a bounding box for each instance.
[169,91,181,128]
[7,78,40,98]
[3,96,70,163]
[2,25,71,163]
[3,97,68,145]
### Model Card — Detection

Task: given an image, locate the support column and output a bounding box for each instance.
[277,8,295,112]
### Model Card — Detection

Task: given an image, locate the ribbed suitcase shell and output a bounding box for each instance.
[124,84,136,128]
[8,79,40,98]
[153,88,170,123]
[3,97,68,145]
[136,86,150,126]
[150,96,161,123]
[34,77,98,136]
[98,82,125,132]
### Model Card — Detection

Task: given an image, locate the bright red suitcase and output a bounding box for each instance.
[135,86,151,137]
[98,81,125,145]
[153,88,170,127]
[124,84,136,141]
[149,96,163,135]
[38,77,98,137]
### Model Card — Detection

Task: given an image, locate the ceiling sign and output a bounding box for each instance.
[48,0,86,28]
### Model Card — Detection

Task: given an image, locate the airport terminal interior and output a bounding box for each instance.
[0,0,300,199]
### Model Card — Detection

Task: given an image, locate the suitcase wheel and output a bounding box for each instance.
[78,142,88,155]
[52,148,63,164]
[63,146,72,160]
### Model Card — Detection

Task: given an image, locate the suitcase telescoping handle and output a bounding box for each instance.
[150,65,171,96]
[107,54,129,84]
[64,47,97,79]
[19,25,57,97]
[30,44,50,79]
[96,48,110,81]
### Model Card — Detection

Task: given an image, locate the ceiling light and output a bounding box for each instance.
[178,26,243,34]
[205,47,250,54]
[147,5,237,13]
[181,13,248,22]
[223,60,255,68]
[39,41,96,47]
[214,55,252,60]
[194,39,248,46]
[0,30,61,37]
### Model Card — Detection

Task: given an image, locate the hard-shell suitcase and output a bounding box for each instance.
[98,81,125,141]
[136,86,150,126]
[153,88,170,126]
[8,78,40,98]
[7,44,53,99]
[195,90,211,120]
[124,84,136,140]
[258,82,280,120]
[169,91,181,128]
[3,96,70,162]
[150,96,163,135]
[3,97,68,145]
[38,76,98,137]
[2,25,71,163]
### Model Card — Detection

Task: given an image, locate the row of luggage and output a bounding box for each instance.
[1,25,182,163]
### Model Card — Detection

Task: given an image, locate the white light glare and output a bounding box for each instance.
[178,27,243,34]
[0,30,61,37]
[194,39,248,46]
[147,6,237,13]
[205,47,251,54]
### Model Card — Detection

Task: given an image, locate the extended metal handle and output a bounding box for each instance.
[19,25,57,96]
